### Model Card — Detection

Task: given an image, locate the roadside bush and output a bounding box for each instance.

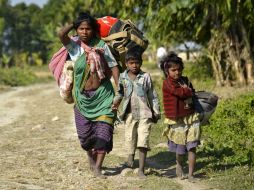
[184,55,213,80]
[0,67,37,86]
[200,94,254,167]
[183,56,216,91]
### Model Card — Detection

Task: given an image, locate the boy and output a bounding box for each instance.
[112,47,160,178]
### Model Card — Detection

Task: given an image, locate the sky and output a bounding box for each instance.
[11,0,48,7]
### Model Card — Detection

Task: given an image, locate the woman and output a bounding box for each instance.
[58,12,119,178]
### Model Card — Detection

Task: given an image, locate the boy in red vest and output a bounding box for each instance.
[160,52,201,183]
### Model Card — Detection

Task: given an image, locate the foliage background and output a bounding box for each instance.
[0,0,253,189]
[1,0,254,87]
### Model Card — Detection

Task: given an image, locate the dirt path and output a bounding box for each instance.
[0,82,213,190]
[112,124,213,190]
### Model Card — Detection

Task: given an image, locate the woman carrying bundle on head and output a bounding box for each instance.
[57,12,119,179]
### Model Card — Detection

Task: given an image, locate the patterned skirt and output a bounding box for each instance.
[74,106,114,153]
[163,114,201,155]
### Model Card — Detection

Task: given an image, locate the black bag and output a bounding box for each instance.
[193,91,219,125]
[101,19,149,71]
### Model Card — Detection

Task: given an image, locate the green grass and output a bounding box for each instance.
[32,64,54,83]
[0,67,37,86]
[205,166,254,190]
[0,65,54,87]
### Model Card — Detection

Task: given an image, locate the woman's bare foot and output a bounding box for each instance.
[93,168,107,179]
[87,151,96,172]
[88,158,95,172]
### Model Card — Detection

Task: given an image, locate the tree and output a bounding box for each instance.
[197,0,254,86]
[105,0,254,86]
[0,0,11,67]
[0,1,47,67]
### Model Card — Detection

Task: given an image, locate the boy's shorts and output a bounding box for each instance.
[124,114,152,155]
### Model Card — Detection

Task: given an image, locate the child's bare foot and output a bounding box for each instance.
[138,170,146,179]
[124,154,134,168]
[93,168,107,179]
[188,175,199,183]
[176,164,187,180]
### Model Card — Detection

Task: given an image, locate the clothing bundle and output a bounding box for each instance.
[49,36,106,84]
[49,36,107,103]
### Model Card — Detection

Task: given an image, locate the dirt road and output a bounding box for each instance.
[0,82,212,190]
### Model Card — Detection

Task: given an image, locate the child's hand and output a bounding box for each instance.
[182,84,188,88]
[112,100,120,111]
[152,114,161,124]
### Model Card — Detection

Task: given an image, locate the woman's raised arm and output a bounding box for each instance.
[57,23,74,46]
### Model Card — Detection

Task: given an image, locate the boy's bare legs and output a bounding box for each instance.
[138,148,147,178]
[188,148,197,182]
[93,152,107,179]
[176,153,185,179]
[127,154,135,168]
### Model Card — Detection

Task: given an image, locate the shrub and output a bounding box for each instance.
[0,67,37,86]
[182,56,216,91]
[201,94,254,167]
[184,55,213,80]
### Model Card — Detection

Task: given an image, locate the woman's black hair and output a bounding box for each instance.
[159,51,184,77]
[73,12,99,33]
[125,46,143,63]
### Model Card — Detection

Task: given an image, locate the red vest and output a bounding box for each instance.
[162,77,194,120]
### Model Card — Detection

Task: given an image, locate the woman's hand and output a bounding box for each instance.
[58,23,74,46]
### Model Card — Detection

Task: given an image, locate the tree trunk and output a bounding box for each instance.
[208,54,222,86]
[207,47,224,86]
[238,19,254,84]
[233,60,245,85]
[246,63,254,84]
